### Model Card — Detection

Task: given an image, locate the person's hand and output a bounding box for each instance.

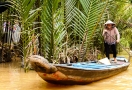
[104,30,107,33]
[116,40,120,43]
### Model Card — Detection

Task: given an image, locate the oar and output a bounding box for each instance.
[106,32,131,62]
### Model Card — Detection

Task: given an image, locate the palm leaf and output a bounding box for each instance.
[70,0,109,61]
[41,0,66,62]
[9,0,40,68]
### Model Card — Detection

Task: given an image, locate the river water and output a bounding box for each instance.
[0,53,132,90]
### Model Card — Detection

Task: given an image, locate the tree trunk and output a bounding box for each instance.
[35,0,41,55]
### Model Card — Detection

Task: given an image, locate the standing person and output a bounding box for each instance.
[12,20,21,44]
[102,20,120,62]
[2,21,12,44]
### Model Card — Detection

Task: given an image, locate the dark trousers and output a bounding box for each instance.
[104,42,117,59]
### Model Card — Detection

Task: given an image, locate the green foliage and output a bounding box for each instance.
[121,28,132,49]
[70,0,109,61]
[107,0,132,31]
[40,0,66,62]
[120,38,130,48]
[9,0,41,69]
[1,0,131,65]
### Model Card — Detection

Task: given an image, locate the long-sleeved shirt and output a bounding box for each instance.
[102,27,120,45]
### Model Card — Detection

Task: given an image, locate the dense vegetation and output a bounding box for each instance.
[0,0,132,69]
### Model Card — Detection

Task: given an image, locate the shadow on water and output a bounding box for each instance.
[0,52,132,90]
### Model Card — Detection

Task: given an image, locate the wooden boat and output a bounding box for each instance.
[29,55,129,85]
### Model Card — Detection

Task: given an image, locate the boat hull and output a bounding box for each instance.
[36,63,129,85]
[29,55,129,85]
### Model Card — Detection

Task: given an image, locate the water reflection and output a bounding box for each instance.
[0,56,132,90]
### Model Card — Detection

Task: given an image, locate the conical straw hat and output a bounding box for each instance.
[105,20,115,25]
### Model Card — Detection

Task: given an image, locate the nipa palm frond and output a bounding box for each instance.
[71,0,109,61]
[41,0,66,62]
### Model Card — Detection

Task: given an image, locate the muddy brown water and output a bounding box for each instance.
[0,53,132,90]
